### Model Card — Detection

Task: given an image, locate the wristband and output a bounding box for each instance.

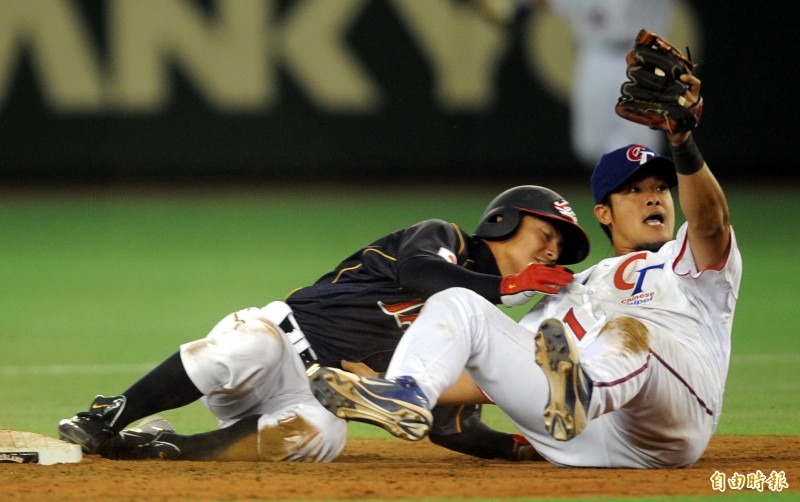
[670,136,705,175]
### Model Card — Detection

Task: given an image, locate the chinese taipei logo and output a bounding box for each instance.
[614,252,663,305]
[626,144,657,165]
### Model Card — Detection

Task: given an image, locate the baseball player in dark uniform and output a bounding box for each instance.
[58,185,590,462]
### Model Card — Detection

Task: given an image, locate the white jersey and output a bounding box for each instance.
[388,222,742,467]
[518,222,741,465]
[521,222,741,424]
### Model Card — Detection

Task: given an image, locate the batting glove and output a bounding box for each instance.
[500,263,573,307]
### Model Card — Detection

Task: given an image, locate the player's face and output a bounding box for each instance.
[595,174,675,254]
[494,215,563,276]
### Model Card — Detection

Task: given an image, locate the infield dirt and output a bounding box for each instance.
[2,435,798,501]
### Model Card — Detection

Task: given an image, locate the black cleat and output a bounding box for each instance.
[58,395,126,454]
[101,416,181,460]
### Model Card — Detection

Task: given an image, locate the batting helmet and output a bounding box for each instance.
[475,185,590,265]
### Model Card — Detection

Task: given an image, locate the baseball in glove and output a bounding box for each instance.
[616,29,703,134]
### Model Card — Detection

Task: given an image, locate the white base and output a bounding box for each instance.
[0,430,82,465]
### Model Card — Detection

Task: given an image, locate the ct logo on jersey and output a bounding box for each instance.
[378,299,425,328]
[613,252,664,305]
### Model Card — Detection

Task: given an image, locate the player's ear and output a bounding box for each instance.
[594,204,612,225]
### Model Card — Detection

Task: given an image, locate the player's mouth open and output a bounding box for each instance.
[644,214,664,226]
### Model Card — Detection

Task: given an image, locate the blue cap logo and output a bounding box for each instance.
[625,145,658,164]
[591,144,676,204]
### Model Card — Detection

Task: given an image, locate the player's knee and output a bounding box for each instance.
[257,405,346,462]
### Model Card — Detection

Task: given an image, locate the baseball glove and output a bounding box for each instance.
[616,29,703,134]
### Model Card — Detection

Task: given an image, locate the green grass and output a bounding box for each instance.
[1,181,798,445]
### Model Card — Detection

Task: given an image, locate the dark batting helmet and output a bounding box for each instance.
[474,185,590,265]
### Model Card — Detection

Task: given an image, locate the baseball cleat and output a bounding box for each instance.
[534,319,593,441]
[58,395,126,454]
[100,416,182,460]
[308,366,432,441]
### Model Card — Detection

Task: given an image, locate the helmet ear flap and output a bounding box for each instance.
[476,209,521,240]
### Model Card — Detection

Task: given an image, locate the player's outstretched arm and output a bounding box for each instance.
[666,74,731,271]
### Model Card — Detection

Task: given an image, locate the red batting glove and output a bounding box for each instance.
[500,263,573,307]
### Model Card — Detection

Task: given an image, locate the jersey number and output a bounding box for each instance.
[563,308,587,340]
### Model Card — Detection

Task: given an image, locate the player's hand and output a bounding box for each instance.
[500,263,573,307]
[667,73,702,146]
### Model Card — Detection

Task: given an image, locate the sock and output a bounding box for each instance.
[159,415,260,460]
[115,351,203,431]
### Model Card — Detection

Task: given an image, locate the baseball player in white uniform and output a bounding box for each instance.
[310,69,743,468]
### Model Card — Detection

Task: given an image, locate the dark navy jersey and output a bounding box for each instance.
[286,219,502,372]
